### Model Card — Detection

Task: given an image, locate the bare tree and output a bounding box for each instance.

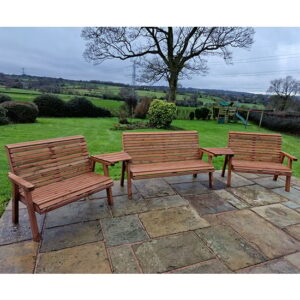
[81,27,255,102]
[267,76,300,111]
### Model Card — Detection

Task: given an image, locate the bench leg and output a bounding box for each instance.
[127,165,132,199]
[222,155,228,177]
[12,185,19,224]
[106,187,113,206]
[209,172,213,188]
[285,175,291,192]
[193,174,197,178]
[26,205,41,242]
[273,175,279,181]
[120,161,125,187]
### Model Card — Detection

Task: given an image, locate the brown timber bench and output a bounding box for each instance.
[5,136,114,242]
[122,131,215,199]
[226,131,297,191]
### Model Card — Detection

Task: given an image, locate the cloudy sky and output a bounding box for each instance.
[0,27,299,93]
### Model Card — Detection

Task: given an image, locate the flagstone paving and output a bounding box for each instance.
[252,204,300,228]
[1,175,300,274]
[228,185,287,207]
[196,225,266,270]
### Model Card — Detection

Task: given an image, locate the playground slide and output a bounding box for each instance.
[235,112,248,126]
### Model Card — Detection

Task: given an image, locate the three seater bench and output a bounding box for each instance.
[5,136,114,242]
[122,131,215,199]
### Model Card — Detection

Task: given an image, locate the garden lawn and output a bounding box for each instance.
[0,117,299,215]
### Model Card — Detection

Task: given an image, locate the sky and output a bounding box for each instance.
[0,27,300,93]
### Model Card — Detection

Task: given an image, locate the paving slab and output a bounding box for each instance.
[132,232,214,273]
[164,173,209,184]
[216,172,254,188]
[0,241,38,273]
[272,187,300,205]
[146,195,189,211]
[214,189,249,209]
[5,199,26,210]
[236,172,272,179]
[238,259,300,273]
[0,209,44,245]
[200,178,227,190]
[36,242,111,273]
[169,259,232,274]
[41,220,103,252]
[108,246,140,273]
[184,192,236,216]
[196,225,266,270]
[253,177,285,189]
[134,178,176,198]
[89,180,137,199]
[45,199,111,228]
[284,224,300,241]
[139,206,209,238]
[218,209,300,259]
[171,182,209,195]
[252,204,300,228]
[283,201,300,209]
[284,252,300,270]
[101,215,148,247]
[111,194,148,217]
[228,185,286,207]
[279,176,300,188]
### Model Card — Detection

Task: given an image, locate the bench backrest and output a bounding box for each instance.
[5,136,91,187]
[228,131,282,163]
[123,131,200,164]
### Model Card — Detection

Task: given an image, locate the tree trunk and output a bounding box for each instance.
[168,73,178,102]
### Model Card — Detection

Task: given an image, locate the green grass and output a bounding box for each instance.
[0,117,299,216]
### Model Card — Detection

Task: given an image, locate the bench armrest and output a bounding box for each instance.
[8,172,35,191]
[281,152,297,161]
[199,148,216,157]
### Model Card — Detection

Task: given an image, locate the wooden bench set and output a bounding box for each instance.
[4,131,297,241]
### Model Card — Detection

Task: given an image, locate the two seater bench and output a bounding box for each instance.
[5,136,113,242]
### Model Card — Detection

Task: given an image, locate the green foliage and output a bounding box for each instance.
[66,97,111,117]
[34,94,66,117]
[0,94,12,104]
[1,101,38,123]
[0,106,9,125]
[148,99,177,128]
[195,107,210,120]
[189,111,195,120]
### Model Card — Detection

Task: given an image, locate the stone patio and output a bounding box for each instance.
[1,170,300,274]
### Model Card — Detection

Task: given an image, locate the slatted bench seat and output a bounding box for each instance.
[122,131,215,199]
[226,131,297,191]
[5,136,114,242]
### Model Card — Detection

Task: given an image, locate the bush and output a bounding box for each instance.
[66,97,111,117]
[134,98,152,119]
[33,94,66,117]
[189,111,195,120]
[0,94,12,104]
[1,101,39,123]
[250,112,300,135]
[195,107,210,120]
[0,106,9,125]
[148,99,177,129]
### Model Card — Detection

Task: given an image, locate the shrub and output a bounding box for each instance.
[134,98,152,119]
[66,97,111,117]
[33,94,66,117]
[0,106,9,125]
[0,94,12,104]
[148,99,177,128]
[1,101,39,123]
[250,112,300,135]
[189,111,195,120]
[195,107,210,120]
